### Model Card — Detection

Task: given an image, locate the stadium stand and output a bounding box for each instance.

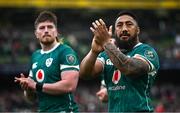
[0,7,180,112]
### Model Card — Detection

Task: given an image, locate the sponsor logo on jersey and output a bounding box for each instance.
[66,54,76,65]
[145,50,155,60]
[36,69,44,82]
[32,62,38,69]
[106,59,113,65]
[108,85,126,91]
[46,58,53,67]
[112,70,121,84]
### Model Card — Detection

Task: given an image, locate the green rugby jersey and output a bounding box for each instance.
[29,43,79,112]
[97,43,160,112]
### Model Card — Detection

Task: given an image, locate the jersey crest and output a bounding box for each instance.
[112,70,121,84]
[144,50,155,60]
[46,58,53,67]
[66,54,76,65]
[106,59,113,65]
[36,69,45,82]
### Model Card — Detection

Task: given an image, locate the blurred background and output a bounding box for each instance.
[0,0,180,112]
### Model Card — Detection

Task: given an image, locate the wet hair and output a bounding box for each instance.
[34,11,57,29]
[116,10,139,26]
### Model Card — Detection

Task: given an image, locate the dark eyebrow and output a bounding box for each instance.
[39,26,45,29]
[116,20,134,24]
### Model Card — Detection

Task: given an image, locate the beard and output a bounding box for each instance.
[114,34,138,52]
[40,36,56,45]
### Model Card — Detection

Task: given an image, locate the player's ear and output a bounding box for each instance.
[34,30,38,39]
[137,26,140,35]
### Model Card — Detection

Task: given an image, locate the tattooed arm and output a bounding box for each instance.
[104,42,149,77]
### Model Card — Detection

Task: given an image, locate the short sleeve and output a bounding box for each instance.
[133,46,160,76]
[60,47,79,72]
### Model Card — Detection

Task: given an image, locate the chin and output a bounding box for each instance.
[41,40,54,45]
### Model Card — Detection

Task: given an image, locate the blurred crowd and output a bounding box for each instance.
[152,84,180,112]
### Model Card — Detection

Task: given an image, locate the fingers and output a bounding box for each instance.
[96,91,104,101]
[20,82,29,90]
[14,75,29,90]
[91,21,99,35]
[99,19,106,26]
[92,19,105,28]
[90,27,96,34]
[20,73,25,78]
[108,25,113,36]
[92,22,98,29]
[96,90,103,96]
[14,77,20,83]
[14,73,26,83]
[96,91,101,96]
[95,20,101,26]
[91,19,107,36]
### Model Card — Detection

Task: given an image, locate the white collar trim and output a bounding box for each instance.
[40,43,60,54]
[134,42,142,48]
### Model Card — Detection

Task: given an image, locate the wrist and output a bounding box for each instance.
[90,49,101,55]
[36,83,44,92]
[103,40,112,49]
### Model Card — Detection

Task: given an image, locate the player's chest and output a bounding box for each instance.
[32,54,58,69]
[31,54,60,82]
[104,53,134,85]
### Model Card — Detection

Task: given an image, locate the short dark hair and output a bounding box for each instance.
[34,11,57,29]
[116,10,139,26]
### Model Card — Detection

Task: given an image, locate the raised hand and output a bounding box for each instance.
[90,19,112,47]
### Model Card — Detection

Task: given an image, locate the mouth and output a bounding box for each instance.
[43,35,51,38]
[120,36,129,40]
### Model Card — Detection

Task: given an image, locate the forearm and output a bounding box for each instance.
[104,42,149,77]
[79,50,99,79]
[42,76,78,95]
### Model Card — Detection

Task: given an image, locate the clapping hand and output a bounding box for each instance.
[90,19,112,47]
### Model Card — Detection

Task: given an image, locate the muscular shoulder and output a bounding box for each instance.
[133,43,160,71]
[135,43,154,50]
[59,44,77,56]
[31,49,41,58]
[59,44,75,52]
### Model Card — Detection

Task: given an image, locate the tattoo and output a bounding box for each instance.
[104,42,149,77]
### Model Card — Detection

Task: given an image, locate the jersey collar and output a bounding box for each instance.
[40,43,60,54]
[133,42,142,49]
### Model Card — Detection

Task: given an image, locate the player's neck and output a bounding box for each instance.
[41,41,58,51]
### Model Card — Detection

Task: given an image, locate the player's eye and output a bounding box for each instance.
[116,23,123,28]
[47,25,53,29]
[39,26,45,30]
[126,22,134,27]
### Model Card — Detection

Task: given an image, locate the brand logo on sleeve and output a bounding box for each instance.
[36,69,44,82]
[32,62,38,69]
